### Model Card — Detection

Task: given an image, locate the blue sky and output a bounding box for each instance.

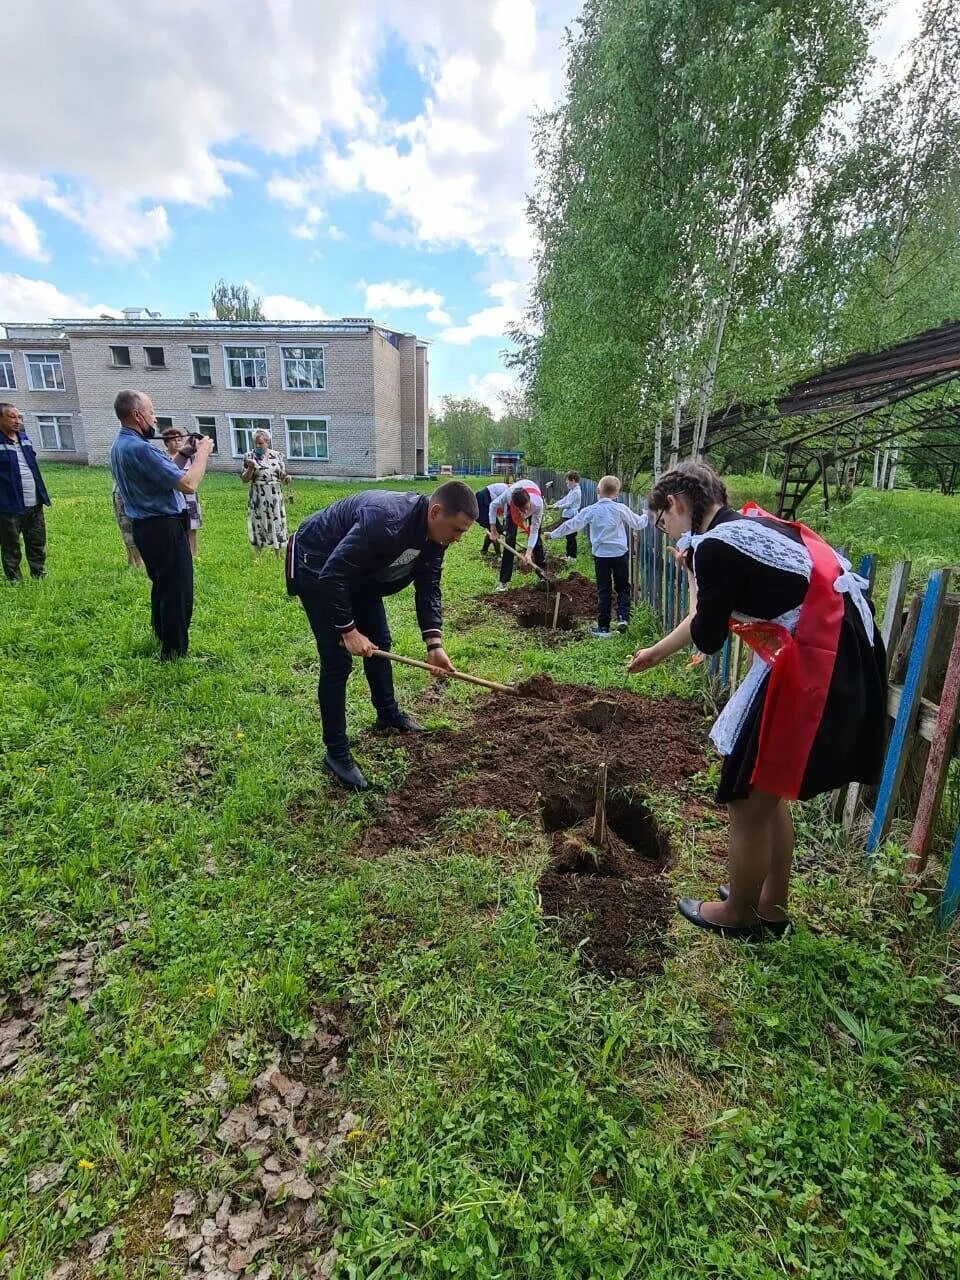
[0,0,918,415]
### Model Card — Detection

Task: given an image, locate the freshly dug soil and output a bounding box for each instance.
[358,675,707,977]
[479,572,597,632]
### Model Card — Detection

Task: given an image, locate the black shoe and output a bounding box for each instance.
[323,751,369,791]
[30,571,47,579]
[676,898,766,942]
[717,885,791,938]
[372,711,426,734]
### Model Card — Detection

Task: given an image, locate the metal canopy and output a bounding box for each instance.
[688,320,960,513]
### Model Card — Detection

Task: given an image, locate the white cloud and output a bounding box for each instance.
[261,293,332,321]
[44,192,171,259]
[327,224,346,242]
[363,279,444,310]
[453,370,518,416]
[437,277,526,345]
[361,279,451,325]
[0,273,119,321]
[0,202,47,261]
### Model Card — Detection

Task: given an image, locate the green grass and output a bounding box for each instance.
[1,465,959,1278]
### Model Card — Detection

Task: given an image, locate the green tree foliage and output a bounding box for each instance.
[211,279,265,322]
[429,392,543,467]
[517,0,873,478]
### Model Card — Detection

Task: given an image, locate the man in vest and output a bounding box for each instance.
[287,481,479,791]
[491,481,546,592]
[0,403,50,582]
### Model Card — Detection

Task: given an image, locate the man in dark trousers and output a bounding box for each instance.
[109,390,213,659]
[287,482,478,791]
[0,403,50,582]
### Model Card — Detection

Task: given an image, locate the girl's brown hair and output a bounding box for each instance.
[648,461,728,534]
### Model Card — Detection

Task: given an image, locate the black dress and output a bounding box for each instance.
[687,508,887,804]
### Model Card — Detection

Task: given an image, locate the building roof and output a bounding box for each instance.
[2,317,423,341]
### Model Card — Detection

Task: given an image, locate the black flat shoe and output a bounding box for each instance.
[323,751,369,791]
[717,885,792,938]
[372,711,426,734]
[677,898,766,942]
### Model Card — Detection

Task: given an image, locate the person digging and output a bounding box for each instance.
[287,482,479,791]
[488,481,547,592]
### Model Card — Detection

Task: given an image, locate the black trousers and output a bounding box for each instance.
[499,513,546,584]
[0,503,46,581]
[132,513,194,658]
[595,553,630,628]
[565,533,578,559]
[300,587,400,756]
[476,488,503,554]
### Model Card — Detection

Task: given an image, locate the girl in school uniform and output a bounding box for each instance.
[627,461,887,940]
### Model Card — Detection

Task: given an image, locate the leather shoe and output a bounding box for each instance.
[717,885,791,938]
[373,711,426,734]
[323,750,369,791]
[676,897,766,941]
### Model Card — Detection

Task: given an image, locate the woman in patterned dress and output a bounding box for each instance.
[241,429,291,560]
[112,482,143,568]
[627,461,886,941]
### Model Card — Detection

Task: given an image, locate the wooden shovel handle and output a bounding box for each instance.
[497,538,549,581]
[370,649,517,694]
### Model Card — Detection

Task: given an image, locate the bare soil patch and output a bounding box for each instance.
[479,571,597,633]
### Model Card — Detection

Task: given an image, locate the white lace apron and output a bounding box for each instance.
[684,519,875,758]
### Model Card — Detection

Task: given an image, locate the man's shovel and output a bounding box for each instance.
[370,649,518,694]
[496,538,554,584]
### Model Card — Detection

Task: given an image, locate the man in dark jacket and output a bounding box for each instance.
[287,481,478,790]
[0,403,51,583]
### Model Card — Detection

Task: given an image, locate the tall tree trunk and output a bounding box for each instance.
[887,444,899,489]
[691,174,753,456]
[872,449,880,488]
[668,290,692,467]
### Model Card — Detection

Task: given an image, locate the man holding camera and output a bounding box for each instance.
[109,391,213,659]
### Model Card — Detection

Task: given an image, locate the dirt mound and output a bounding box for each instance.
[516,674,563,702]
[358,680,706,977]
[479,572,597,632]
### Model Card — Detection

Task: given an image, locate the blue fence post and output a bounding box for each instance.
[866,568,951,856]
[720,635,731,687]
[942,824,960,925]
[858,553,877,600]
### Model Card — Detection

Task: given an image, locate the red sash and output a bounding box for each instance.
[730,504,843,799]
[509,481,541,533]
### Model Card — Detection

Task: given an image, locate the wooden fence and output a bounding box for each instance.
[527,465,960,924]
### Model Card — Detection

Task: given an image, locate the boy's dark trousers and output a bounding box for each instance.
[594,552,630,629]
[499,513,546,585]
[565,533,577,559]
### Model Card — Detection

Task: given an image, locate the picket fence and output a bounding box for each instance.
[526,465,960,925]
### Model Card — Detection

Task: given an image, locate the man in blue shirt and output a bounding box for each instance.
[109,390,213,659]
[0,403,50,583]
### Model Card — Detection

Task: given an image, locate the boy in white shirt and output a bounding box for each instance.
[547,475,648,636]
[550,471,582,562]
[490,481,546,592]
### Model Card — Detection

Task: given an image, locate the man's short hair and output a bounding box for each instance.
[0,402,17,418]
[598,475,621,497]
[566,471,580,483]
[509,484,531,508]
[114,390,143,421]
[430,479,479,520]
